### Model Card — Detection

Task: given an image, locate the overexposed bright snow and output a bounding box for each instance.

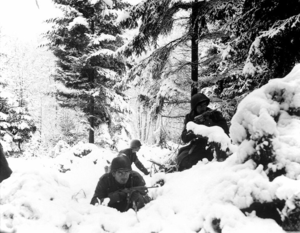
[3,65,300,232]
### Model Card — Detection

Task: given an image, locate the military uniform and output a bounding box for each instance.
[90,170,149,212]
[119,148,149,175]
[177,93,229,170]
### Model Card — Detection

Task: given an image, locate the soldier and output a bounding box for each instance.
[118,140,150,175]
[90,156,150,212]
[0,143,12,183]
[177,93,229,171]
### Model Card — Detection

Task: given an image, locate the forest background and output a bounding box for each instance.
[1,0,300,156]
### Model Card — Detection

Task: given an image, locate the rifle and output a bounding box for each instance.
[149,159,165,170]
[107,185,160,202]
[149,159,178,174]
[119,185,160,212]
[194,108,218,125]
[122,184,160,196]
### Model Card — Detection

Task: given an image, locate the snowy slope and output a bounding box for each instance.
[3,65,300,232]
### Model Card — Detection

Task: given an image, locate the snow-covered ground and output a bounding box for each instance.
[3,65,300,233]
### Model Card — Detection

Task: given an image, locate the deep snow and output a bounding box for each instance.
[2,65,300,232]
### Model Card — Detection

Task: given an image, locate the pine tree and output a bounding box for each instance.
[0,36,37,153]
[122,0,300,128]
[117,0,241,145]
[121,0,241,96]
[0,78,36,153]
[45,0,131,143]
[208,0,300,118]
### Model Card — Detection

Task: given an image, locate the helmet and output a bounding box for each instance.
[110,156,132,172]
[130,139,142,149]
[190,93,210,110]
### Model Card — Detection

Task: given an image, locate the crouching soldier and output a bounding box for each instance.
[90,156,151,212]
[177,93,229,171]
[118,139,150,175]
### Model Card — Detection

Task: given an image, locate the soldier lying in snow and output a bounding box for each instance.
[90,156,151,212]
[176,93,229,171]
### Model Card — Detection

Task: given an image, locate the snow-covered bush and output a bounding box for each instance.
[231,64,300,181]
[0,87,36,154]
[50,140,71,158]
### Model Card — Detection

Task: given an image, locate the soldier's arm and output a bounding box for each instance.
[90,177,108,205]
[132,172,146,187]
[181,115,197,143]
[91,176,127,205]
[134,158,149,175]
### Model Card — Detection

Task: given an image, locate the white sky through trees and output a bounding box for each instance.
[0,0,61,41]
[0,0,141,41]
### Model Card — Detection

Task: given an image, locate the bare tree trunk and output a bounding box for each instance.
[146,114,152,143]
[88,96,95,143]
[144,111,149,142]
[89,20,96,144]
[191,0,199,97]
[138,104,142,139]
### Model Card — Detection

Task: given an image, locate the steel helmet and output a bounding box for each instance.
[110,156,132,172]
[190,93,210,110]
[130,139,142,149]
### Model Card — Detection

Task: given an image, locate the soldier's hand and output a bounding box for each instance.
[136,186,148,196]
[186,130,196,141]
[144,170,150,176]
[202,110,212,117]
[108,190,127,203]
[194,115,204,124]
[206,118,213,126]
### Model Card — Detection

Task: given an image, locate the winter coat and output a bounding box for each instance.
[119,148,149,175]
[0,143,12,183]
[177,102,229,170]
[90,171,146,212]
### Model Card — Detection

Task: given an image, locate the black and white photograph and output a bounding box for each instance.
[1,0,300,232]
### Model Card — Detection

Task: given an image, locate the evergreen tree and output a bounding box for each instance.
[207,0,300,118]
[45,0,131,143]
[117,0,240,145]
[0,35,36,153]
[122,0,300,134]
[0,78,36,153]
[121,0,240,96]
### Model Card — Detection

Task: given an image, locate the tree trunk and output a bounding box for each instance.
[137,103,142,139]
[191,0,199,97]
[89,96,95,143]
[89,20,96,144]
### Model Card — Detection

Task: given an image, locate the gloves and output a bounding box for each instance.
[186,130,196,141]
[144,170,150,176]
[135,186,148,196]
[108,190,127,204]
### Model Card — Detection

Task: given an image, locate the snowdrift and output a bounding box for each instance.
[3,65,300,232]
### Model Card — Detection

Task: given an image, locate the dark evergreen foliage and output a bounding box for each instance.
[45,0,130,143]
[121,0,300,127]
[211,0,300,117]
[0,83,36,152]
